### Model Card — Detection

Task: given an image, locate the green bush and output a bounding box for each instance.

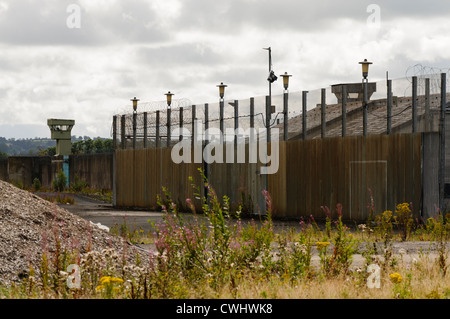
[52,170,67,192]
[32,178,41,191]
[71,174,88,192]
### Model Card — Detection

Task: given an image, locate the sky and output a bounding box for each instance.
[1,0,450,139]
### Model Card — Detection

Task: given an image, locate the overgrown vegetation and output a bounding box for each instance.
[1,169,449,299]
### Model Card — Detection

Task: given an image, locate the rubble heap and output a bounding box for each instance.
[0,180,143,286]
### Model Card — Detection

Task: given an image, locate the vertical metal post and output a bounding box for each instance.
[266,95,271,143]
[121,115,126,149]
[425,78,430,132]
[156,111,160,148]
[440,72,447,211]
[283,92,289,141]
[112,115,117,150]
[179,107,183,142]
[250,97,255,129]
[143,112,147,149]
[167,108,171,148]
[133,112,137,149]
[321,88,326,138]
[412,76,417,133]
[342,85,347,138]
[363,79,368,137]
[204,104,208,143]
[302,91,308,140]
[387,79,392,134]
[220,99,224,143]
[192,105,196,149]
[234,100,239,146]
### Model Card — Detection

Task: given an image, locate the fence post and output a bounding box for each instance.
[302,91,308,140]
[192,105,196,149]
[179,107,184,142]
[156,111,160,148]
[283,92,288,141]
[387,79,392,134]
[220,99,224,143]
[412,76,417,133]
[204,103,208,143]
[250,97,255,129]
[342,85,347,138]
[133,112,137,149]
[321,88,326,138]
[143,112,147,149]
[121,115,126,149]
[425,78,430,132]
[167,108,171,148]
[363,79,368,137]
[440,72,447,210]
[266,95,271,143]
[234,100,239,146]
[112,116,117,150]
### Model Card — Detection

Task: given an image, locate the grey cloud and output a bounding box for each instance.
[136,42,225,67]
[172,0,450,34]
[0,0,169,46]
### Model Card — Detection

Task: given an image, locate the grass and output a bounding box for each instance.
[1,169,450,299]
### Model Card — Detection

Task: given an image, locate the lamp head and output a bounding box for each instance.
[217,82,227,99]
[280,72,292,90]
[131,97,140,112]
[165,91,174,107]
[359,59,373,79]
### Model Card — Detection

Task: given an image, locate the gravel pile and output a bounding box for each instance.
[0,180,143,286]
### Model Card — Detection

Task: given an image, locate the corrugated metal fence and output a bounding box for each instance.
[114,132,439,222]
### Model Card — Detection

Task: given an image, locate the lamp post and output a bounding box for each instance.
[359,59,372,136]
[165,91,174,147]
[131,97,139,149]
[217,82,227,143]
[280,72,292,141]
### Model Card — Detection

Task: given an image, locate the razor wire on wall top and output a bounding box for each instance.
[112,70,449,145]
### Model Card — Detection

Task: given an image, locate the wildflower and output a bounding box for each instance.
[358,224,367,232]
[315,241,331,250]
[389,273,403,284]
[99,276,124,285]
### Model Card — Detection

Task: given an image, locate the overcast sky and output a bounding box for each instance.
[1,0,450,139]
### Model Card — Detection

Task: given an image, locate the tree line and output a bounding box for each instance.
[0,136,113,157]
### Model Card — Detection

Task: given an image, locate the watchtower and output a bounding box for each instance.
[47,119,75,187]
[47,119,75,156]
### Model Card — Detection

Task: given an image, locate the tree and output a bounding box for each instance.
[84,139,94,154]
[94,138,104,153]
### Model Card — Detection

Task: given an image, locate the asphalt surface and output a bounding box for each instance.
[58,194,449,268]
[59,194,305,235]
[58,194,166,234]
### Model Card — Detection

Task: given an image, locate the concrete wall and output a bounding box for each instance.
[0,158,8,181]
[69,153,113,190]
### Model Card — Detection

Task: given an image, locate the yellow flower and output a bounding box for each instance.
[389,273,403,284]
[315,241,331,250]
[96,285,105,291]
[99,276,123,285]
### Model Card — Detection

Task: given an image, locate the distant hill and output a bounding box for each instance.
[0,136,108,156]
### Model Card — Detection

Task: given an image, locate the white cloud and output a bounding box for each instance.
[0,0,450,139]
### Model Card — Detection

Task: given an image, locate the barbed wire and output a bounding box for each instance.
[111,70,450,141]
